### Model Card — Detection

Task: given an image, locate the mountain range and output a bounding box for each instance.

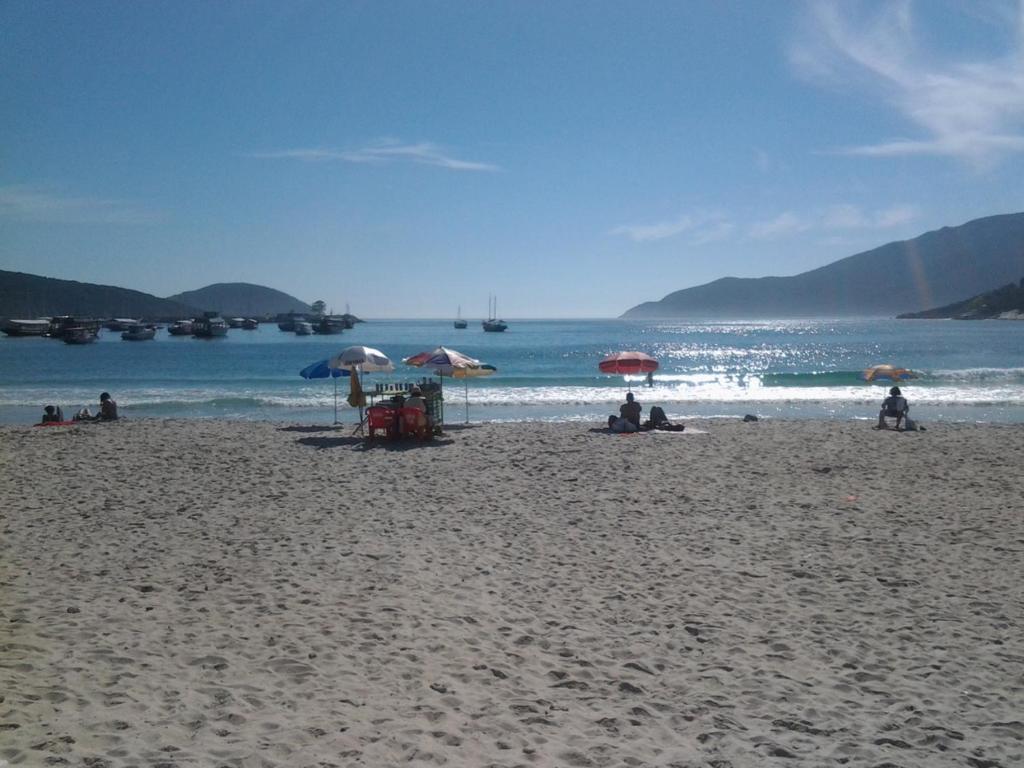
[0,271,311,319]
[622,213,1024,318]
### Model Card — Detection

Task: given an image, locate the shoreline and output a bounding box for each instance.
[3,420,1023,766]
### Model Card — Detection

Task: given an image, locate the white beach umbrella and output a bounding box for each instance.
[328,345,395,373]
[328,346,394,431]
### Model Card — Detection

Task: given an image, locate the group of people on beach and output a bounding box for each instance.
[608,386,916,433]
[608,392,686,433]
[38,392,118,425]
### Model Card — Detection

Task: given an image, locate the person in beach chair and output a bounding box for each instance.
[877,386,909,430]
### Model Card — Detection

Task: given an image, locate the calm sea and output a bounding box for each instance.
[1,318,1022,425]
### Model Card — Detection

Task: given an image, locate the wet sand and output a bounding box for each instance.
[2,419,1023,767]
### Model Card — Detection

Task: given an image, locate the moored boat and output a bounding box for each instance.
[167,319,194,335]
[63,327,99,344]
[482,296,508,332]
[103,318,138,331]
[454,306,467,329]
[227,317,246,328]
[2,318,51,337]
[122,323,156,341]
[294,320,314,335]
[276,312,306,331]
[48,316,102,339]
[192,312,229,338]
[242,318,259,330]
[312,316,346,334]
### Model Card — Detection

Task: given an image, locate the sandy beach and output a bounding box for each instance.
[2,418,1023,767]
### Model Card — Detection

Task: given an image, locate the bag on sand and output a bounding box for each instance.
[903,417,918,431]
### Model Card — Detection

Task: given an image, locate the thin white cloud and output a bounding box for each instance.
[611,214,695,242]
[0,185,161,224]
[611,211,733,244]
[821,203,919,229]
[791,0,1024,164]
[749,211,810,239]
[251,140,499,172]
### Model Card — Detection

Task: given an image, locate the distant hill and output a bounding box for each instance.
[167,283,311,317]
[622,213,1024,318]
[898,278,1024,319]
[0,270,196,319]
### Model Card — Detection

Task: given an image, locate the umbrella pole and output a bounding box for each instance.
[465,379,469,423]
[334,375,338,424]
[355,366,364,434]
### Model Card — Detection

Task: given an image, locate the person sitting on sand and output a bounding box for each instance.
[39,405,64,424]
[620,392,642,429]
[607,393,643,433]
[88,392,118,422]
[877,386,908,430]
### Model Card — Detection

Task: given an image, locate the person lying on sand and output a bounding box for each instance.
[644,406,685,432]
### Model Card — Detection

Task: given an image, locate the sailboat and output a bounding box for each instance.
[454,306,467,329]
[482,295,508,332]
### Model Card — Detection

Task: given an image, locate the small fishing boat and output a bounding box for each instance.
[294,320,314,336]
[167,319,194,335]
[122,323,156,341]
[227,317,246,328]
[242,318,259,330]
[454,306,467,329]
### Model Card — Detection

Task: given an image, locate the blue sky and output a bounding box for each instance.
[2,0,1023,317]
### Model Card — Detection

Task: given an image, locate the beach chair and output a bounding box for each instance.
[878,395,909,430]
[366,406,397,439]
[399,407,432,441]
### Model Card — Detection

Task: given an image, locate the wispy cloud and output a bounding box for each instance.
[615,202,918,245]
[251,140,499,172]
[791,0,1024,164]
[0,185,161,224]
[821,203,919,229]
[749,212,810,240]
[610,211,732,243]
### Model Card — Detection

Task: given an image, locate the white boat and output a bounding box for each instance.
[122,324,156,341]
[294,320,314,335]
[192,313,229,338]
[2,318,51,336]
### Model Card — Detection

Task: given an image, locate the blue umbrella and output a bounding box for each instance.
[300,359,349,380]
[300,359,349,423]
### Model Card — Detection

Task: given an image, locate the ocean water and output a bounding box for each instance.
[1,318,1023,425]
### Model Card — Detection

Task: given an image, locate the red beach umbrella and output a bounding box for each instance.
[599,351,659,375]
